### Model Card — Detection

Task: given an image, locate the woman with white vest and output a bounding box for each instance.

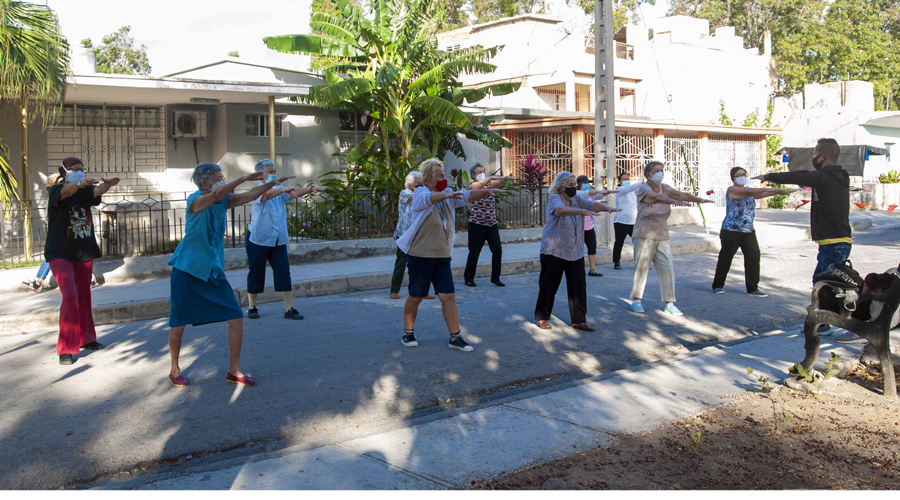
[612,171,643,270]
[629,161,714,316]
[395,159,505,352]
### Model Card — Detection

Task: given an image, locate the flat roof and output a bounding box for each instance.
[489,113,779,135]
[65,73,313,105]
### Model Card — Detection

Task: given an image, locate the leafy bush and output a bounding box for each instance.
[878,170,900,183]
[767,195,786,209]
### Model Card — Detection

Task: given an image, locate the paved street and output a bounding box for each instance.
[0,227,897,488]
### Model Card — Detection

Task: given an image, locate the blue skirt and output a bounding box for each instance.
[169,268,243,327]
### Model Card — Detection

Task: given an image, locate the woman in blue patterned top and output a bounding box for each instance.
[166,163,293,388]
[712,167,794,297]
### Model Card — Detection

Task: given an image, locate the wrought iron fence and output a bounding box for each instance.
[0,187,548,269]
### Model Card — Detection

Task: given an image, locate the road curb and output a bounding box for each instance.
[0,238,719,335]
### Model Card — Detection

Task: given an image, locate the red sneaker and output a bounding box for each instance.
[226,373,256,386]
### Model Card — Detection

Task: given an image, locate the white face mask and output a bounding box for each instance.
[475,173,486,181]
[66,170,85,184]
[651,172,664,184]
[734,176,748,186]
[211,180,227,191]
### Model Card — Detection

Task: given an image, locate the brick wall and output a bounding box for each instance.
[46,107,168,195]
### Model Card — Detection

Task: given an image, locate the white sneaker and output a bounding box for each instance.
[834,331,868,344]
[816,325,834,336]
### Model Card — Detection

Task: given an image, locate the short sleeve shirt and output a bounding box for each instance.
[634,183,674,241]
[43,184,102,262]
[539,193,596,261]
[248,183,290,247]
[168,191,230,281]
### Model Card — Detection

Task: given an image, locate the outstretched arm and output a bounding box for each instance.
[589,201,621,213]
[229,175,296,208]
[728,186,796,200]
[467,188,506,203]
[287,186,327,201]
[190,173,262,213]
[667,188,714,204]
[640,189,690,207]
[753,170,823,189]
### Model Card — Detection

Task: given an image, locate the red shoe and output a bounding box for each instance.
[169,373,189,388]
[227,373,256,386]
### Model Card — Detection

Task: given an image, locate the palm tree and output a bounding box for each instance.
[0,0,69,258]
[264,0,518,180]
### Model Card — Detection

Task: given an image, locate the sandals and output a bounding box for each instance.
[536,320,552,330]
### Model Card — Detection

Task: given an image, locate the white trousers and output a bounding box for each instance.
[631,238,676,302]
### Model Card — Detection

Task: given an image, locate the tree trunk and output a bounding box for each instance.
[21,106,33,260]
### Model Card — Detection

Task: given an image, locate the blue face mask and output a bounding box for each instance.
[651,172,664,184]
[66,170,85,184]
[267,174,278,183]
[581,184,590,191]
[620,180,631,187]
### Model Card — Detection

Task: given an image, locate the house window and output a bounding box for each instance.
[245,113,288,137]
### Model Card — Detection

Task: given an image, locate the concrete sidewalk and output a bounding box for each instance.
[4,210,898,335]
[91,327,891,490]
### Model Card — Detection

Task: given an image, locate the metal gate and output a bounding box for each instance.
[664,135,701,194]
[708,135,762,207]
[509,128,572,182]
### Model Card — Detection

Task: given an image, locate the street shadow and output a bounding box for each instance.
[0,230,894,489]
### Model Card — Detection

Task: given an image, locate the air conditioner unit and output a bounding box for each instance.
[171,111,208,138]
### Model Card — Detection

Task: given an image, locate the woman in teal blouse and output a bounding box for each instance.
[166,163,293,388]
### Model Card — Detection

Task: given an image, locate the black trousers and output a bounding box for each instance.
[613,222,634,264]
[464,222,502,282]
[712,229,761,292]
[534,254,587,324]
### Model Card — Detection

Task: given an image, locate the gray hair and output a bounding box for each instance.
[643,161,664,178]
[419,158,444,182]
[404,170,422,191]
[255,158,275,173]
[468,162,485,180]
[192,163,222,189]
[549,171,575,195]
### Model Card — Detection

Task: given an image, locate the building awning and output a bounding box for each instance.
[65,73,313,106]
[861,114,900,129]
[488,112,778,136]
[777,145,890,176]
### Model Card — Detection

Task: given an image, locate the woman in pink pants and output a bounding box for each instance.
[43,157,119,365]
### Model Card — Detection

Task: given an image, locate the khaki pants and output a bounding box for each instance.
[631,238,676,302]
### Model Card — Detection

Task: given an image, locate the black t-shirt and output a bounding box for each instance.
[43,184,102,262]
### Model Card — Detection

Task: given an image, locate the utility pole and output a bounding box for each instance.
[268,96,277,163]
[593,0,617,247]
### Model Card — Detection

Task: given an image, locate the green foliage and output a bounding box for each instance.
[717,100,732,126]
[878,170,900,183]
[576,0,656,31]
[746,367,771,393]
[691,431,702,445]
[766,194,786,209]
[668,0,900,111]
[82,26,151,75]
[789,352,841,392]
[762,102,784,172]
[0,139,18,202]
[0,0,69,127]
[228,50,240,58]
[741,108,759,127]
[272,0,520,205]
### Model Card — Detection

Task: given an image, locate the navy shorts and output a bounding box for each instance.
[246,234,292,294]
[407,255,454,297]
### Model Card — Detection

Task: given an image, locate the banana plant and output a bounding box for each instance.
[264,0,520,192]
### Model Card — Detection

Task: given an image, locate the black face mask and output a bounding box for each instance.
[812,154,825,170]
[563,186,578,198]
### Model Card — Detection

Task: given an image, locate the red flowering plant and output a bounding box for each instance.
[518,155,548,206]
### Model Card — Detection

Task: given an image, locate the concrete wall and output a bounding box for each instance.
[218,103,341,188]
[165,104,222,192]
[0,105,50,204]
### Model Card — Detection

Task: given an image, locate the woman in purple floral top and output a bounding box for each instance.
[712,167,794,296]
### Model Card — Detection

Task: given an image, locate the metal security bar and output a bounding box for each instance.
[508,128,573,183]
[664,135,701,194]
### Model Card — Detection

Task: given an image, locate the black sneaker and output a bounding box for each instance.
[80,341,104,350]
[247,306,260,319]
[614,263,622,270]
[59,354,74,365]
[491,280,506,287]
[284,308,304,320]
[465,280,477,287]
[448,335,473,352]
[401,331,418,347]
[588,269,603,277]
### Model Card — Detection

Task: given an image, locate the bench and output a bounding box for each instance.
[801,274,900,399]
